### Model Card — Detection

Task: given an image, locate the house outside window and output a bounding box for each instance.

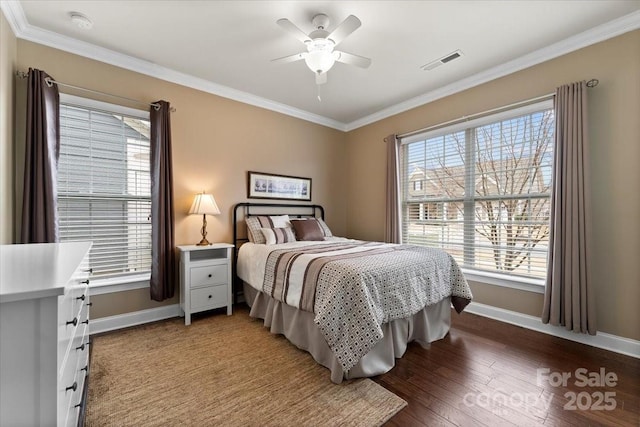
[400,100,554,282]
[57,95,151,281]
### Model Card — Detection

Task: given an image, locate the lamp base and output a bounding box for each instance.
[196,237,211,246]
[196,214,211,246]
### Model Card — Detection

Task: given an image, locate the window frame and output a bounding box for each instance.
[399,100,553,292]
[58,94,152,293]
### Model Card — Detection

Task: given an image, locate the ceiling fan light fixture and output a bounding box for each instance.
[304,51,335,74]
[304,39,336,74]
[273,13,370,91]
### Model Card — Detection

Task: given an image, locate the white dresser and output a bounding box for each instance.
[0,242,92,427]
[178,244,233,325]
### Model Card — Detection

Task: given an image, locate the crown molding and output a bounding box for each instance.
[344,10,640,131]
[2,2,638,133]
[0,0,25,34]
[0,1,346,131]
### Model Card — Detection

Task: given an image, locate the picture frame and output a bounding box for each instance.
[247,171,312,201]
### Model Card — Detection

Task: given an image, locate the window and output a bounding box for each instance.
[400,101,554,281]
[57,95,151,280]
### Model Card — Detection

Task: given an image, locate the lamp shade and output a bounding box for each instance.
[188,193,220,215]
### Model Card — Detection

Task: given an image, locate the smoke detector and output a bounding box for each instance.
[421,49,463,71]
[69,12,93,30]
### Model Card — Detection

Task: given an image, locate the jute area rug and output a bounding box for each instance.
[86,307,406,426]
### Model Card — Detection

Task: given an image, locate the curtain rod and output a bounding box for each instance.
[397,78,599,140]
[16,71,176,112]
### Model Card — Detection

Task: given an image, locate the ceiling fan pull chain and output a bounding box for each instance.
[317,84,322,102]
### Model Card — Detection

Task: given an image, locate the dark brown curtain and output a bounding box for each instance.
[149,101,175,301]
[21,68,60,243]
[542,81,595,335]
[384,134,401,243]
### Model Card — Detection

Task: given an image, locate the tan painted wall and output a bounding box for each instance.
[6,29,639,341]
[0,11,17,244]
[13,40,347,318]
[345,30,640,341]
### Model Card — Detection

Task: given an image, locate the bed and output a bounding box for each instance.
[233,202,472,383]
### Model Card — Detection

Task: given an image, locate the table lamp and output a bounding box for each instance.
[188,192,220,246]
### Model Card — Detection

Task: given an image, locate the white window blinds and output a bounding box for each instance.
[57,97,151,279]
[400,101,554,279]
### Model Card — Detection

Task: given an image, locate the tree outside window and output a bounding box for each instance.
[402,103,554,279]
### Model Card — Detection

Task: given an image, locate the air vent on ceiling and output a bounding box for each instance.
[421,49,463,71]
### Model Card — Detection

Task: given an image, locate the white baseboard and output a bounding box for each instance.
[465,302,640,359]
[90,304,181,335]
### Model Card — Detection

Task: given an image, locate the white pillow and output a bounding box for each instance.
[269,215,291,228]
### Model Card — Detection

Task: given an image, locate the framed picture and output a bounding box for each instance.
[247,171,312,201]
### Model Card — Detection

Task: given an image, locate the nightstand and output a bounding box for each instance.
[177,243,234,325]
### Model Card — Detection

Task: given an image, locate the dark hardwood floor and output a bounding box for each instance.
[375,311,640,427]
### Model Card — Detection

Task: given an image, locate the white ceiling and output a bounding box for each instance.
[4,1,640,130]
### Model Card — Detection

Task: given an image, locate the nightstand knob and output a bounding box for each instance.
[81,279,90,285]
[76,294,85,301]
[66,382,77,392]
[66,317,78,326]
[208,295,212,299]
[208,274,212,278]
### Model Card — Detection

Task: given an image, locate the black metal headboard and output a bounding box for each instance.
[231,202,325,303]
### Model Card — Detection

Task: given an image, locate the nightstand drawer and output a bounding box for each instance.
[190,285,228,311]
[190,264,228,288]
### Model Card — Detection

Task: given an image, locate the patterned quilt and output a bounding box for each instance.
[262,241,473,372]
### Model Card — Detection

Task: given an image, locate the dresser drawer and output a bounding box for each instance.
[70,284,89,322]
[58,290,89,371]
[59,352,87,427]
[190,264,228,288]
[65,404,81,427]
[67,266,90,319]
[58,303,79,374]
[58,342,80,427]
[190,285,228,311]
[60,320,89,426]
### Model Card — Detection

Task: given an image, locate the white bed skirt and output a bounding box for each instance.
[243,283,452,383]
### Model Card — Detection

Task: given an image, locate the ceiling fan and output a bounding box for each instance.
[272,13,371,88]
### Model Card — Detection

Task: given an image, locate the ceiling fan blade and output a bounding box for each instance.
[327,15,361,46]
[334,51,371,68]
[271,52,306,64]
[315,72,327,85]
[277,18,311,44]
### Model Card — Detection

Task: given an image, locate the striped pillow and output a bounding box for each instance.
[261,227,296,245]
[316,218,333,237]
[246,215,291,244]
